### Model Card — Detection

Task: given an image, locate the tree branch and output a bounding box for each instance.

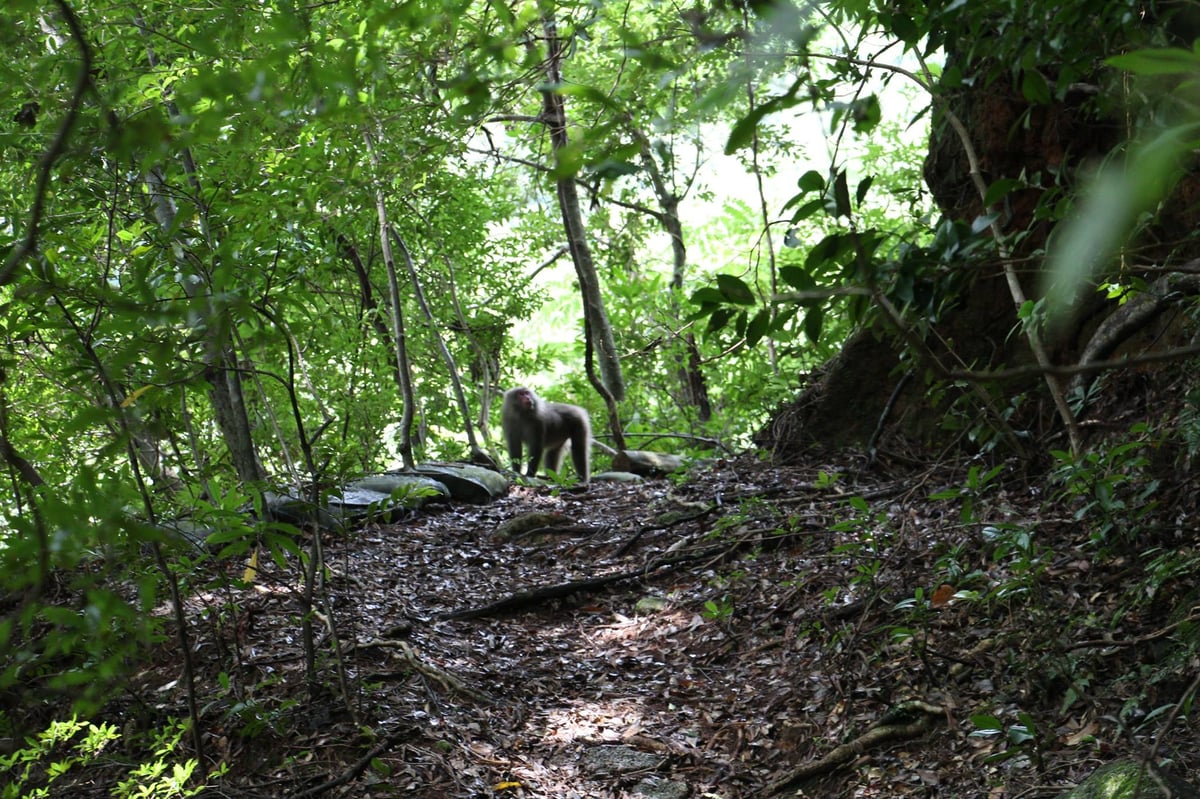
[0,0,93,286]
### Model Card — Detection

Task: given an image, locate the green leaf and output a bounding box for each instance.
[724,105,773,155]
[970,212,999,234]
[771,305,799,333]
[803,306,824,343]
[1020,70,1051,105]
[1108,47,1200,75]
[733,309,749,337]
[832,170,852,217]
[969,714,1004,732]
[855,175,874,206]
[725,79,802,154]
[797,169,826,194]
[850,95,881,133]
[265,531,305,562]
[806,232,850,267]
[716,274,757,305]
[1043,122,1200,322]
[551,141,586,179]
[887,13,921,44]
[1006,725,1034,745]
[590,159,640,180]
[690,287,726,307]
[706,307,735,334]
[983,178,1022,208]
[205,525,253,546]
[780,265,815,291]
[745,308,771,346]
[787,197,827,223]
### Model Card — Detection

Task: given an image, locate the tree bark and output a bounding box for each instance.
[762,56,1134,457]
[142,165,267,484]
[389,229,485,456]
[364,131,417,471]
[629,125,712,421]
[539,8,626,402]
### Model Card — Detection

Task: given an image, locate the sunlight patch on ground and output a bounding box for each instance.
[587,608,705,644]
[538,697,656,744]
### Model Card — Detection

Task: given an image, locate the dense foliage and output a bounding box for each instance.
[0,0,877,748]
[3,0,1200,793]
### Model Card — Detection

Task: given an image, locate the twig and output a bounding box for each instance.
[287,724,420,799]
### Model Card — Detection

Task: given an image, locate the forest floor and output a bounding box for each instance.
[117,440,1200,799]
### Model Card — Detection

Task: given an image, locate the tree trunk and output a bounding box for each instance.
[364,132,417,470]
[143,169,267,484]
[390,229,486,457]
[539,9,626,402]
[629,125,712,422]
[134,10,267,484]
[760,65,1127,458]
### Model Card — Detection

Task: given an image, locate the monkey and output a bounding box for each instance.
[501,386,590,485]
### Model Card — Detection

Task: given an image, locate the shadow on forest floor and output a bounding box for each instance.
[102,442,1200,798]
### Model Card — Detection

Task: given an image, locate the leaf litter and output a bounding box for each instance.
[112,450,1200,796]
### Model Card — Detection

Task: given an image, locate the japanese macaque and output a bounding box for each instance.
[501,386,590,485]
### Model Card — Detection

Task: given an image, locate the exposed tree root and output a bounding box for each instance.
[438,547,724,621]
[765,700,946,795]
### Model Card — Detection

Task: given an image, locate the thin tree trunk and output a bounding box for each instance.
[389,228,486,457]
[336,231,410,394]
[744,63,780,374]
[136,12,266,484]
[539,8,626,402]
[630,129,712,422]
[364,130,416,470]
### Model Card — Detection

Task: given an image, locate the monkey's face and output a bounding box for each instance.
[513,388,537,412]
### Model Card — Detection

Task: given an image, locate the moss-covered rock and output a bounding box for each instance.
[1061,761,1199,799]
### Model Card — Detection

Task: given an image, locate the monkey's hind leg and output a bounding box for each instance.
[543,443,568,476]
